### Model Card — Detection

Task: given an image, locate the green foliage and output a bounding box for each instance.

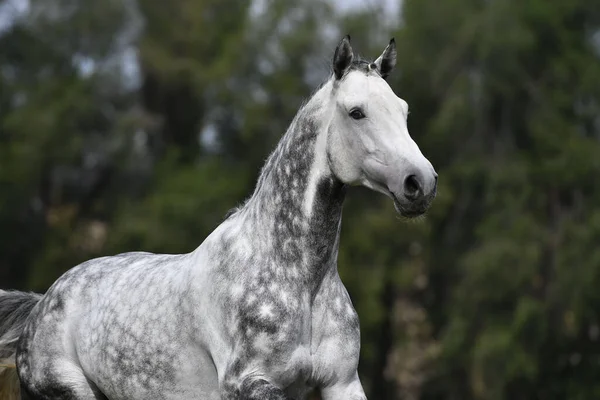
[1,0,600,398]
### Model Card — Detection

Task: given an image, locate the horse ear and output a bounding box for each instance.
[333,35,353,80]
[374,38,396,79]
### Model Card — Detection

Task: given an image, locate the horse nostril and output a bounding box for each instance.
[403,174,423,200]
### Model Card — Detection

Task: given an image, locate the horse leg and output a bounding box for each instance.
[240,378,290,400]
[18,360,106,400]
[221,377,291,400]
[320,372,367,400]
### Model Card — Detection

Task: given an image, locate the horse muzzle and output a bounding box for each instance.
[390,169,437,218]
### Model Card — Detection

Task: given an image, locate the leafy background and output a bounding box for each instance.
[1,0,600,398]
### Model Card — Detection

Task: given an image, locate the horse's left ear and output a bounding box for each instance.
[374,38,396,79]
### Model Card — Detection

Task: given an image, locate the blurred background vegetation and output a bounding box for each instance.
[1,0,600,398]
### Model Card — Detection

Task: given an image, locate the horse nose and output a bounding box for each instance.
[403,171,437,201]
[403,174,424,201]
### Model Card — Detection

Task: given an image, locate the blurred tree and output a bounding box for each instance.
[0,0,145,288]
[386,0,600,398]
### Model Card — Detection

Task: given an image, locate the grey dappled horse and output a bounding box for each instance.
[0,36,437,400]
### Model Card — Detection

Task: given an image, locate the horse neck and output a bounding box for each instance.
[239,81,346,286]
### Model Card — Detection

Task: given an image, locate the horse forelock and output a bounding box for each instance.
[339,56,381,80]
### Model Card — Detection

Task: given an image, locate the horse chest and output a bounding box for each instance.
[218,276,360,390]
[310,281,361,382]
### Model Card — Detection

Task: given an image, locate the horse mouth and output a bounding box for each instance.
[391,192,430,219]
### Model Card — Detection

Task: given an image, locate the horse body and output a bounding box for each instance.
[18,252,215,399]
[1,36,437,399]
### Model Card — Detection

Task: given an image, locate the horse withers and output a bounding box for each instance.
[0,36,436,400]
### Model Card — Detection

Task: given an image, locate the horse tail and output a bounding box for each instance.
[0,289,42,400]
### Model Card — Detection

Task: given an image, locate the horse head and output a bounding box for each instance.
[326,35,437,217]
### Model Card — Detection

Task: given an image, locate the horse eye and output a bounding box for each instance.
[349,109,365,120]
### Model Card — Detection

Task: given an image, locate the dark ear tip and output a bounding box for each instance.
[333,34,354,79]
[389,38,396,45]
